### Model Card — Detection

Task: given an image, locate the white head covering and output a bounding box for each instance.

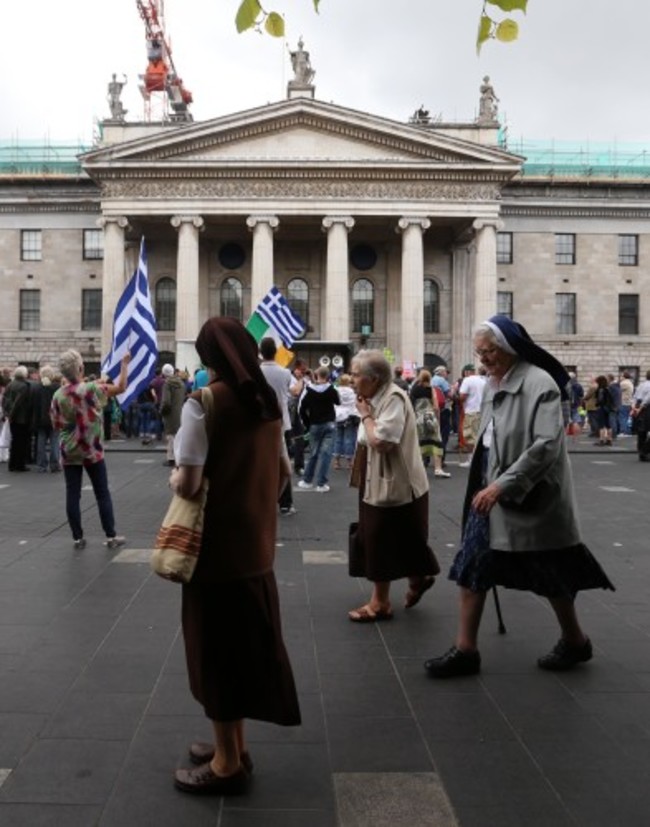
[483,320,517,355]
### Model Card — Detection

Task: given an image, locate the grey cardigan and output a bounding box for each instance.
[473,360,582,552]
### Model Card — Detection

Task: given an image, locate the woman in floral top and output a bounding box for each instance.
[50,349,130,550]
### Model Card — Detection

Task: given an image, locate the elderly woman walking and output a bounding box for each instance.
[425,316,614,678]
[347,350,440,622]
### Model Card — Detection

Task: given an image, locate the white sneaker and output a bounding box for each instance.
[280,506,297,515]
[315,484,330,493]
[104,536,126,549]
[458,461,472,468]
[297,480,313,490]
[434,470,451,478]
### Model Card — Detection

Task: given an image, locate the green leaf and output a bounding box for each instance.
[235,0,262,33]
[495,17,519,41]
[486,0,527,12]
[265,11,285,37]
[476,14,493,53]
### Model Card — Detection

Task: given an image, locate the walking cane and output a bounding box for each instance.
[492,586,506,634]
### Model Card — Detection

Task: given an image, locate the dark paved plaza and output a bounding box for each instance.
[0,434,648,826]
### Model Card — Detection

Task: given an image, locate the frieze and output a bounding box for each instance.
[502,205,650,219]
[102,179,502,202]
[0,202,100,215]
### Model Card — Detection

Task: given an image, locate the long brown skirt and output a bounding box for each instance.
[182,570,301,725]
[353,492,441,582]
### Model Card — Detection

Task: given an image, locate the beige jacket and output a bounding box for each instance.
[359,383,429,507]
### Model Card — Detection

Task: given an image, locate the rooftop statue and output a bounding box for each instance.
[477,75,499,124]
[411,105,431,124]
[289,37,315,86]
[108,74,128,121]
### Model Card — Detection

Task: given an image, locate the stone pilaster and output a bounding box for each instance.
[99,215,130,361]
[397,217,430,367]
[322,216,354,341]
[246,215,279,310]
[171,214,204,372]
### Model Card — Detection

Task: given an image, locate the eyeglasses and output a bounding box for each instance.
[474,347,499,358]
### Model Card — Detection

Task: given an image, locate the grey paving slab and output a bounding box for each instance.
[0,449,649,825]
[220,811,337,827]
[326,716,433,773]
[0,738,128,804]
[0,803,102,827]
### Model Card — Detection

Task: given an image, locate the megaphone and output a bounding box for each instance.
[319,355,331,367]
[332,354,344,369]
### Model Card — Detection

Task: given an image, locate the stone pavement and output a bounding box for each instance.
[0,436,649,827]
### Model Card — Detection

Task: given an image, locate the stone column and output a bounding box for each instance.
[99,216,130,360]
[322,216,354,341]
[397,217,430,368]
[472,218,503,331]
[171,214,204,372]
[451,242,473,376]
[246,215,279,310]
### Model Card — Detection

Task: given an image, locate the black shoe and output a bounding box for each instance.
[174,763,249,796]
[537,637,593,671]
[424,646,481,678]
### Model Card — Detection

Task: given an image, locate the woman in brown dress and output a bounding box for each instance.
[171,318,300,795]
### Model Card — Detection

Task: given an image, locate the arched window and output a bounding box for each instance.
[155,277,176,331]
[423,278,440,334]
[352,278,374,333]
[287,278,309,335]
[220,277,243,321]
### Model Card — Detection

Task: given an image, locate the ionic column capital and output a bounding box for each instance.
[171,215,205,231]
[322,215,355,233]
[97,215,130,231]
[396,216,431,234]
[246,214,279,232]
[472,217,504,233]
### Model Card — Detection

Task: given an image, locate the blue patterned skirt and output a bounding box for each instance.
[449,507,615,599]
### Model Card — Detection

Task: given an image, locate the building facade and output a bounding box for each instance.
[1,74,649,382]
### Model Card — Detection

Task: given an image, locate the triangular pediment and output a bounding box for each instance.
[83,98,522,174]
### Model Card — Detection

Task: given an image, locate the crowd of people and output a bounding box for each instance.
[1,316,649,796]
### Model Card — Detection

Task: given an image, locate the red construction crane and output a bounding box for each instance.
[136,0,193,122]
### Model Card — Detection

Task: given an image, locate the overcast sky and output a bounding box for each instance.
[2,0,650,148]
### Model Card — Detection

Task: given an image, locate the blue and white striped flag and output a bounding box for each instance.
[256,285,306,348]
[101,237,158,409]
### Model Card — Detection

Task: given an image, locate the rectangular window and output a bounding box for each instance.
[555,233,576,265]
[556,292,576,334]
[619,294,639,335]
[20,289,41,330]
[21,229,42,261]
[497,291,513,318]
[83,229,104,260]
[496,232,513,264]
[618,234,638,266]
[82,289,102,330]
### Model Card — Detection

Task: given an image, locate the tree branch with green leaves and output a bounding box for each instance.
[477,0,528,52]
[235,0,320,38]
[234,0,527,51]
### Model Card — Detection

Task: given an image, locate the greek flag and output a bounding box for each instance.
[256,286,306,348]
[101,237,158,409]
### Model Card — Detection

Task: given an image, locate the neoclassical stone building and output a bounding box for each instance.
[1,60,649,380]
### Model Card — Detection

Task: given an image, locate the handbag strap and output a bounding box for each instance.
[199,386,214,433]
